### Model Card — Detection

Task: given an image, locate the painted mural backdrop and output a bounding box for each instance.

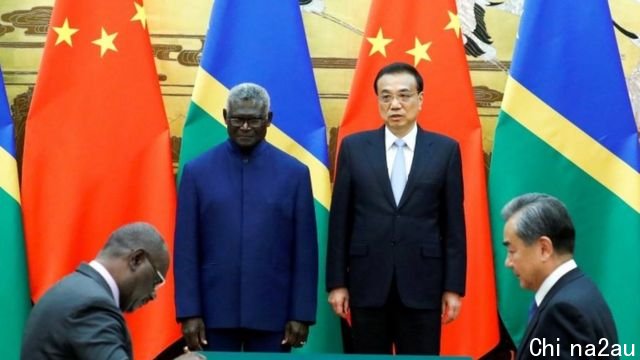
[1,0,638,171]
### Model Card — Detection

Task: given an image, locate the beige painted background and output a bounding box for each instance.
[1,0,639,167]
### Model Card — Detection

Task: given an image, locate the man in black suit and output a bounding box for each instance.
[21,222,203,360]
[501,193,618,360]
[326,62,467,354]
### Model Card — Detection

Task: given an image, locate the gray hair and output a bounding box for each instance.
[99,222,166,258]
[226,83,271,117]
[501,193,575,254]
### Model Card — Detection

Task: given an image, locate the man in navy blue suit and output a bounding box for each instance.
[327,62,467,354]
[501,193,618,360]
[174,83,318,352]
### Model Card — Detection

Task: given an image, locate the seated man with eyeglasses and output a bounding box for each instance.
[175,83,318,352]
[21,222,203,360]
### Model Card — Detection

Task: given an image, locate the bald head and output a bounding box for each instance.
[97,222,169,312]
[99,222,167,260]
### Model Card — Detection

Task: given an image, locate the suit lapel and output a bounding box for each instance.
[398,128,432,208]
[365,127,396,207]
[536,268,582,315]
[517,268,584,359]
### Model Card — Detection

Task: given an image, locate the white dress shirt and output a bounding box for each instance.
[534,258,577,306]
[385,124,417,178]
[89,260,120,308]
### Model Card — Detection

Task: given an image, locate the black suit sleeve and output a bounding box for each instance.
[326,138,354,291]
[441,142,466,295]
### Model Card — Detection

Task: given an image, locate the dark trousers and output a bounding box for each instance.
[351,280,441,355]
[204,328,290,352]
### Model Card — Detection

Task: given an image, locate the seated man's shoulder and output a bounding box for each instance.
[41,271,118,313]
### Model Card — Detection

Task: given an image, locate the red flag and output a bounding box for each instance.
[337,1,499,358]
[22,0,179,358]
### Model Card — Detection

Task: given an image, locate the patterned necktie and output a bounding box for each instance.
[528,300,538,323]
[390,139,407,205]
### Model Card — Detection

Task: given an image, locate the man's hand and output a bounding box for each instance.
[181,317,208,351]
[328,287,350,318]
[441,291,462,324]
[281,321,309,348]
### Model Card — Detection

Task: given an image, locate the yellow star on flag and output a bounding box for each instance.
[444,11,461,38]
[92,27,118,57]
[366,28,393,57]
[131,2,147,29]
[52,18,79,46]
[406,37,432,66]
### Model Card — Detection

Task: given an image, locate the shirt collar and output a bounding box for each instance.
[534,258,577,305]
[385,124,417,151]
[89,260,120,308]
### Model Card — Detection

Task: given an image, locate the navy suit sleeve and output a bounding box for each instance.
[326,139,354,291]
[441,142,466,295]
[67,303,131,360]
[174,163,203,319]
[289,166,319,323]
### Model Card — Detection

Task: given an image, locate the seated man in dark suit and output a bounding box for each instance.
[21,222,203,360]
[501,193,618,360]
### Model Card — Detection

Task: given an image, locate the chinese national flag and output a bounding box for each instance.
[337,0,499,358]
[21,0,179,358]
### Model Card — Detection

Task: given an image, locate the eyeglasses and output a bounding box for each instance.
[378,92,418,104]
[151,265,165,290]
[142,250,165,290]
[227,117,266,127]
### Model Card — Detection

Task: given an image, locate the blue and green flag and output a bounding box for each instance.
[178,0,340,352]
[489,0,640,347]
[0,67,31,359]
